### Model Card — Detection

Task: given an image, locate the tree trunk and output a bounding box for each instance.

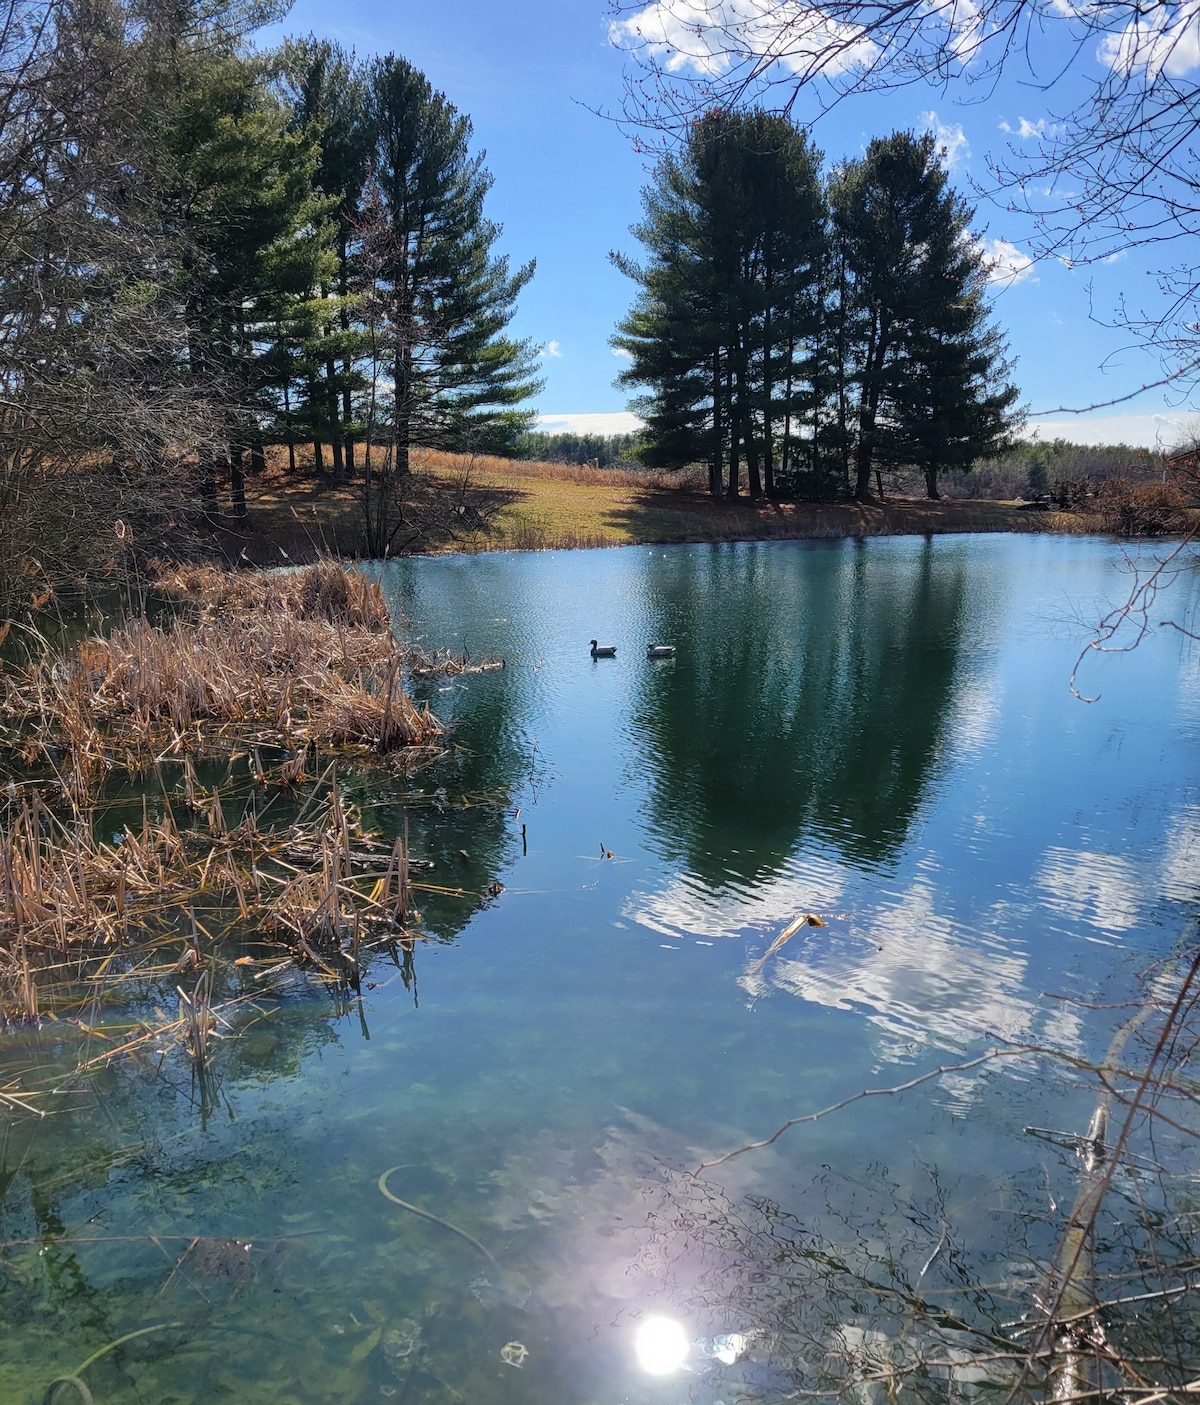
[746,424,762,499]
[781,329,795,490]
[327,355,344,479]
[394,352,411,477]
[710,350,723,497]
[338,233,356,476]
[739,348,762,499]
[343,387,355,476]
[853,385,877,502]
[282,361,296,474]
[835,245,852,498]
[230,444,246,519]
[925,465,940,499]
[762,270,775,499]
[726,357,739,498]
[854,324,887,502]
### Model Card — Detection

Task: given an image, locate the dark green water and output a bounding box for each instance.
[2,534,1198,1403]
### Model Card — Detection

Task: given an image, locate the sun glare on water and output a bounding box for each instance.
[635,1316,690,1375]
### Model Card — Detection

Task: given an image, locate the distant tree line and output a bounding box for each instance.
[510,431,645,467]
[613,115,1022,502]
[873,439,1169,501]
[0,0,542,597]
[971,439,1170,500]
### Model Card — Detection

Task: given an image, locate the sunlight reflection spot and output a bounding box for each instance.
[635,1316,689,1375]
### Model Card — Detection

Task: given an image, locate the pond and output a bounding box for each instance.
[1,533,1198,1404]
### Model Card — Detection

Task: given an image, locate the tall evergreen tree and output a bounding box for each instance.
[613,110,825,499]
[366,55,542,476]
[828,132,1020,501]
[147,3,333,514]
[279,37,372,478]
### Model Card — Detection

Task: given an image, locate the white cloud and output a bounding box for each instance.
[611,346,633,360]
[979,236,1036,286]
[537,411,645,435]
[755,878,1042,1069]
[921,110,970,168]
[998,116,1058,140]
[1025,412,1191,449]
[1099,0,1200,78]
[539,340,564,359]
[609,0,878,81]
[1035,847,1142,934]
[628,853,848,941]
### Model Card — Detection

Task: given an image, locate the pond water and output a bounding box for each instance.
[2,533,1198,1404]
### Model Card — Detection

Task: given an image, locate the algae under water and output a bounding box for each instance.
[1,534,1199,1404]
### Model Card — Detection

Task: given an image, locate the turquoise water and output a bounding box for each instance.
[1,534,1198,1402]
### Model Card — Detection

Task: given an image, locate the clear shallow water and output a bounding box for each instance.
[2,534,1198,1403]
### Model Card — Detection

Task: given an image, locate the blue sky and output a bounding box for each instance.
[265,0,1197,449]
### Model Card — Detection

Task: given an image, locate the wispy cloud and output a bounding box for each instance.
[979,236,1036,286]
[539,340,564,359]
[611,346,633,360]
[1026,412,1190,449]
[998,116,1059,140]
[921,110,969,168]
[609,0,878,80]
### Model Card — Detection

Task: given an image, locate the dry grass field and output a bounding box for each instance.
[212,445,1074,565]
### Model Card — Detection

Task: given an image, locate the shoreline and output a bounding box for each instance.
[208,457,1094,568]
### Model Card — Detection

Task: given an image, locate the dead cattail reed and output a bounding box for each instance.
[178,966,215,1072]
[0,565,486,1059]
[0,564,446,787]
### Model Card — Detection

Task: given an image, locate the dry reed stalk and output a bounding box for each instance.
[178,967,214,1072]
[158,560,391,630]
[0,563,444,767]
[1,720,442,1040]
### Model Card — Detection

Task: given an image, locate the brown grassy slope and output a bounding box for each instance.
[208,447,1078,565]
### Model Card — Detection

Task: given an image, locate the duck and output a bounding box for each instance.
[590,639,617,658]
[646,643,676,659]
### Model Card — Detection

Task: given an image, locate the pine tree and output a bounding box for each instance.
[149,7,334,514]
[279,37,372,478]
[366,55,542,477]
[828,132,1021,501]
[613,110,825,499]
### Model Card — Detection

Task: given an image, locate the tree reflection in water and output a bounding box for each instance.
[633,538,970,886]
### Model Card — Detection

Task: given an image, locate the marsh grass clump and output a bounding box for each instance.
[0,563,442,771]
[1092,476,1191,537]
[163,559,391,630]
[0,764,433,1050]
[0,563,504,1114]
